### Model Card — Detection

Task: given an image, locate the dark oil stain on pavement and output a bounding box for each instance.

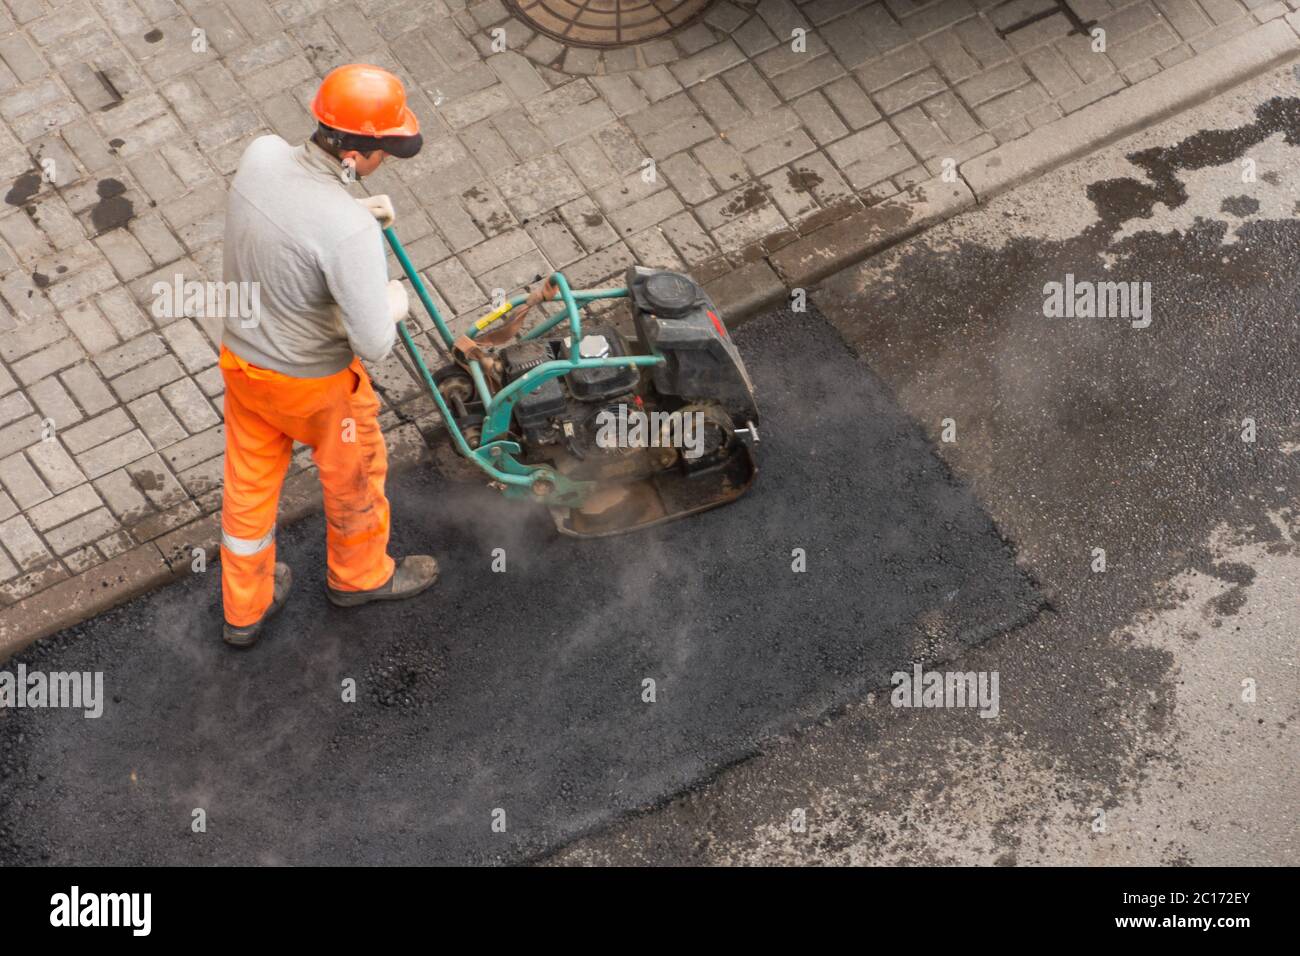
[1087,96,1300,234]
[91,179,134,234]
[1219,195,1259,217]
[787,166,823,193]
[0,308,1042,865]
[5,170,136,238]
[722,183,768,217]
[815,97,1300,802]
[5,168,42,207]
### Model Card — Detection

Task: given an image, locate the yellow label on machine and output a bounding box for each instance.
[475,302,513,330]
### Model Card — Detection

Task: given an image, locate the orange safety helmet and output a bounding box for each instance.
[311,64,423,158]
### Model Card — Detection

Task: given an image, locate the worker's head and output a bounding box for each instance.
[310,64,422,178]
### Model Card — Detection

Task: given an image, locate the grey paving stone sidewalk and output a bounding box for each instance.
[0,0,1297,611]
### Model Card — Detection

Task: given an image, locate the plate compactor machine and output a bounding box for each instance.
[384,227,760,537]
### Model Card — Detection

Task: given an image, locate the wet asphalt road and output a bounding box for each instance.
[0,306,1039,865]
[550,67,1299,865]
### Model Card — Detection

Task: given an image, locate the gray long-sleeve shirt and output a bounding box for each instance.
[222,135,395,378]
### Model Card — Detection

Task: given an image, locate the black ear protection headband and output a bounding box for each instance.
[316,123,423,159]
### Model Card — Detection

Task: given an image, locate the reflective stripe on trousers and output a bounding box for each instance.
[221,527,275,556]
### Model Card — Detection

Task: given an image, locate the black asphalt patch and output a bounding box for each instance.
[0,307,1042,865]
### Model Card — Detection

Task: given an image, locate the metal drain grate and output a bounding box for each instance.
[507,0,715,48]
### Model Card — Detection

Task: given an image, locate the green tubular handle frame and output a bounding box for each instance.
[382,226,665,505]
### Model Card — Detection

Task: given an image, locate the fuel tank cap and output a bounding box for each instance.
[578,334,610,358]
[642,271,701,318]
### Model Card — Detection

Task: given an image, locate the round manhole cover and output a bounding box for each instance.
[508,0,715,48]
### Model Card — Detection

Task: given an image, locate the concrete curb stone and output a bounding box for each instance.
[768,177,975,290]
[0,543,173,661]
[703,260,786,328]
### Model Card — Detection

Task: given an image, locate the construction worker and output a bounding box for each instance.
[218,64,438,648]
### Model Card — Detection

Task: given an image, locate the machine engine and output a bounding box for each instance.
[498,268,759,481]
[499,326,641,454]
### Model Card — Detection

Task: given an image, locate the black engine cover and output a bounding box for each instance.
[564,326,638,402]
[500,340,566,440]
[626,267,759,424]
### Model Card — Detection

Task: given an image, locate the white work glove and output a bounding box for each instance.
[358,194,396,228]
[387,279,410,323]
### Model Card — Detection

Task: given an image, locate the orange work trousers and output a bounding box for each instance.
[219,346,395,626]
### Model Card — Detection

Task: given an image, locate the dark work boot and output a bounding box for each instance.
[223,562,293,649]
[326,555,439,607]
